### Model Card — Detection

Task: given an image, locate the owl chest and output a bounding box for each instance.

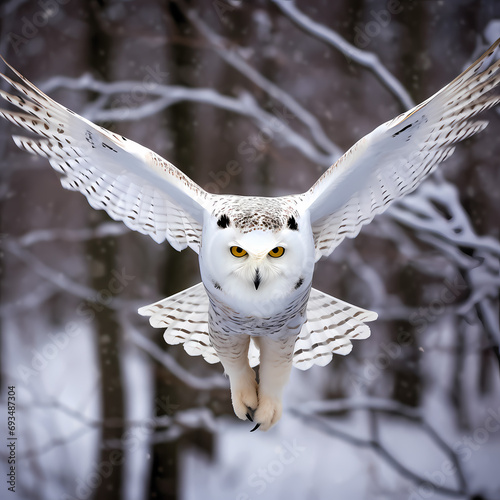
[206,287,310,338]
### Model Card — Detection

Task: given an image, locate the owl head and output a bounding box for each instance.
[200,200,315,313]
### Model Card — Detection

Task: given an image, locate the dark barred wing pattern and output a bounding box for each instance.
[0,58,207,252]
[139,284,377,370]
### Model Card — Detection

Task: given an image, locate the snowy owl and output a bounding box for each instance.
[1,38,499,431]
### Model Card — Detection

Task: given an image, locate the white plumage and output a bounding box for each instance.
[138,283,376,371]
[1,38,499,431]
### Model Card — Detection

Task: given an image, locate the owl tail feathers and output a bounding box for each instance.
[138,282,221,365]
[138,283,261,367]
[138,283,376,371]
[293,288,377,371]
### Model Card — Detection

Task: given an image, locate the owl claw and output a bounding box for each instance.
[250,423,261,432]
[230,372,259,421]
[252,395,282,431]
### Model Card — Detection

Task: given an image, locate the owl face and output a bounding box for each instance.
[200,210,315,313]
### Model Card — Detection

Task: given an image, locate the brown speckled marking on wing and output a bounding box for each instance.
[139,283,377,370]
[293,288,377,370]
[0,58,207,252]
[138,283,220,364]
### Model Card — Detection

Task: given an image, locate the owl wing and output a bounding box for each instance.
[302,38,500,262]
[0,58,209,253]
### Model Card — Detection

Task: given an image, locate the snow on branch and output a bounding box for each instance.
[15,222,128,247]
[291,405,468,498]
[391,181,500,259]
[4,239,130,309]
[128,327,228,391]
[179,0,342,159]
[270,0,415,110]
[0,282,57,317]
[40,75,333,166]
[5,239,98,300]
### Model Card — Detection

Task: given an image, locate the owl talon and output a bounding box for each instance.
[250,423,261,432]
[230,371,259,421]
[252,395,282,431]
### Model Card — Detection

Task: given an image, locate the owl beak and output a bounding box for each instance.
[254,268,261,290]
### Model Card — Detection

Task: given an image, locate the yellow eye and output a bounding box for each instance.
[268,246,285,258]
[230,246,247,258]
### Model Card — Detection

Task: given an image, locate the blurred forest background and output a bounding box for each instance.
[0,0,499,499]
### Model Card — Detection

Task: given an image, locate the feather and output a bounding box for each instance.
[304,38,500,261]
[138,283,220,364]
[294,288,377,370]
[139,283,263,367]
[139,284,376,370]
[0,57,208,253]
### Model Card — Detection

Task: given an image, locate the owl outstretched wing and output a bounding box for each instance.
[303,38,500,262]
[0,58,209,252]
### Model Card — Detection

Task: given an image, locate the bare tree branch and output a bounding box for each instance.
[291,406,468,498]
[127,327,228,391]
[270,0,415,110]
[179,0,342,158]
[15,222,128,247]
[41,75,333,166]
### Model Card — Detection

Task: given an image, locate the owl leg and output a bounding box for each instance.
[253,334,297,431]
[210,332,258,422]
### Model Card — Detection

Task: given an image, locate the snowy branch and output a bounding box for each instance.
[179,0,342,158]
[15,222,128,247]
[127,327,228,391]
[41,75,333,166]
[291,404,468,498]
[4,239,129,309]
[270,0,415,110]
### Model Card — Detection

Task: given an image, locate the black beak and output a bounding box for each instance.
[254,269,261,290]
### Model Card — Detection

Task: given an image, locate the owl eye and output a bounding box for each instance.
[268,246,285,258]
[230,246,247,258]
